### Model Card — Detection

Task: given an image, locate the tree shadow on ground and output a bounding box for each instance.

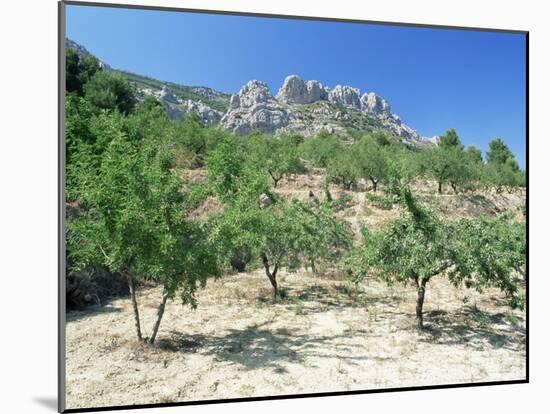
[270,284,404,317]
[158,322,392,372]
[419,307,525,352]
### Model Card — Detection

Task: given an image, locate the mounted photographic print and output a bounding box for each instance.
[59,1,528,412]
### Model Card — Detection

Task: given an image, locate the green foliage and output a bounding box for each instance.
[355,135,389,191]
[218,199,349,264]
[422,147,454,193]
[68,113,219,302]
[66,48,101,95]
[248,133,306,187]
[326,146,360,190]
[296,199,353,267]
[84,71,136,114]
[172,113,211,166]
[328,193,354,211]
[206,134,247,201]
[346,184,525,327]
[482,160,525,192]
[486,138,517,166]
[422,145,475,193]
[211,169,352,297]
[449,216,526,300]
[439,128,464,150]
[371,131,393,147]
[482,138,523,191]
[139,95,164,113]
[300,131,342,167]
[364,192,394,210]
[465,144,483,164]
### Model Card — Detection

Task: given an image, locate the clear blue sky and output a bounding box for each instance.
[66,4,527,167]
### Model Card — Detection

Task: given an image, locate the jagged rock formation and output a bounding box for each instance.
[159,85,179,104]
[361,92,391,118]
[329,85,361,110]
[220,80,293,134]
[276,75,329,104]
[180,99,223,126]
[223,75,427,142]
[137,86,222,126]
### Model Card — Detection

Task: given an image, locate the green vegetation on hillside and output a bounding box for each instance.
[117,70,230,112]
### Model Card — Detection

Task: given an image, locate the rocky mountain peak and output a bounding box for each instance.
[328,85,362,110]
[360,92,391,118]
[220,80,292,135]
[276,75,329,105]
[221,74,427,142]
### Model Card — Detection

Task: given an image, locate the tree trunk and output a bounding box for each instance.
[324,183,333,202]
[269,171,282,188]
[438,181,442,194]
[147,290,170,344]
[370,177,378,192]
[126,273,142,341]
[310,259,317,274]
[416,279,427,329]
[451,182,458,194]
[261,253,278,299]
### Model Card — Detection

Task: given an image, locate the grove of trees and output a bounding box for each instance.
[65,50,526,342]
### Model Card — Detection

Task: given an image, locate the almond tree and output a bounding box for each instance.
[68,112,219,343]
[346,183,525,329]
[213,192,351,299]
[248,133,306,188]
[209,151,352,298]
[355,135,389,192]
[326,147,360,190]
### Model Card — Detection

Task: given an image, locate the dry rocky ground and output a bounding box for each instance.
[65,171,526,410]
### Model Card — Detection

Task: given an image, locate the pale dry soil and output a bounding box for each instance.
[66,269,526,410]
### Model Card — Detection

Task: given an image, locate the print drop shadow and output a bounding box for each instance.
[32,396,57,412]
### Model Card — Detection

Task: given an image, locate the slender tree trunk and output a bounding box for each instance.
[451,182,458,194]
[438,181,442,194]
[324,183,333,202]
[416,279,428,329]
[261,253,278,299]
[370,177,378,192]
[310,259,317,274]
[126,272,142,341]
[147,290,170,344]
[269,171,282,188]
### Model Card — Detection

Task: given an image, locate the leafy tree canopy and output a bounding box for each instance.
[67,112,219,342]
[439,128,463,151]
[299,130,342,167]
[346,182,525,328]
[486,138,516,166]
[84,71,136,115]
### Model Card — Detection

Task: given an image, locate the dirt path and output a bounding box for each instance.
[65,269,526,410]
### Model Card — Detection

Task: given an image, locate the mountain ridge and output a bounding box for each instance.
[66,39,437,144]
